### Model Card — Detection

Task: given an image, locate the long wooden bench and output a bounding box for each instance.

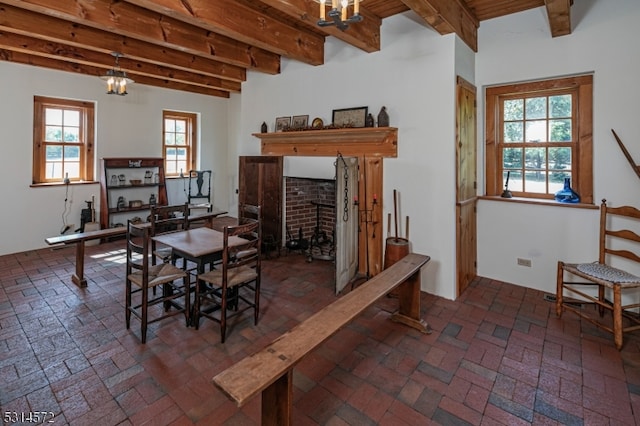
[45,210,228,288]
[45,227,127,287]
[213,253,430,425]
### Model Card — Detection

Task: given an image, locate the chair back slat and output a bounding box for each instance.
[126,221,149,274]
[599,199,640,267]
[606,228,640,244]
[222,220,261,274]
[604,248,640,264]
[150,203,189,236]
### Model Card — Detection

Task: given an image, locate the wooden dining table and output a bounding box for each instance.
[152,226,247,326]
[151,227,246,275]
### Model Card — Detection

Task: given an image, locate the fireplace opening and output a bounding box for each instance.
[285,177,336,260]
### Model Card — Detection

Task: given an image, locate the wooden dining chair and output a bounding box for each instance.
[239,203,274,257]
[150,203,189,266]
[193,219,261,343]
[125,220,190,343]
[557,199,640,349]
[188,170,212,214]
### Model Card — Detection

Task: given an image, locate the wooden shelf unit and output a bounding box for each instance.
[100,157,168,229]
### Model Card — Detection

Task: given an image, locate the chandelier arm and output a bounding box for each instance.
[316,1,363,32]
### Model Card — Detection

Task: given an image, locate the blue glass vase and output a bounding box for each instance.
[554,177,580,203]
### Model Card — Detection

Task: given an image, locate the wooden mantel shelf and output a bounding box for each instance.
[254,127,398,157]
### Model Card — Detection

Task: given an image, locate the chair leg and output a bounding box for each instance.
[598,285,606,317]
[220,286,228,343]
[141,285,149,344]
[254,278,260,325]
[556,261,564,318]
[184,276,191,327]
[125,279,132,329]
[613,285,623,350]
[194,278,201,330]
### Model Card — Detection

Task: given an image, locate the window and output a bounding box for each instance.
[163,110,197,177]
[485,75,593,204]
[32,96,95,184]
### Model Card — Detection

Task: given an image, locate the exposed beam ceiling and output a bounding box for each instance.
[0,0,573,98]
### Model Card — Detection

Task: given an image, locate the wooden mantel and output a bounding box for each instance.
[254,126,398,278]
[253,127,398,157]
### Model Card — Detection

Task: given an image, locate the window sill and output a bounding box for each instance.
[30,180,99,188]
[479,195,598,210]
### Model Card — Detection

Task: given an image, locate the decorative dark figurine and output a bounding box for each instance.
[365,113,375,127]
[261,122,268,133]
[377,106,389,127]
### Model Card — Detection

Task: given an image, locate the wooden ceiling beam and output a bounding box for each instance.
[257,0,381,53]
[400,0,479,52]
[123,0,325,65]
[0,32,241,93]
[1,0,281,74]
[545,0,572,37]
[0,48,230,97]
[0,4,247,82]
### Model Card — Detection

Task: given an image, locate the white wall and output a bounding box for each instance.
[4,1,638,301]
[232,13,460,299]
[476,0,640,293]
[0,62,229,256]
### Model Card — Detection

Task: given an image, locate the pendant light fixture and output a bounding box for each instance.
[101,52,133,96]
[315,0,363,31]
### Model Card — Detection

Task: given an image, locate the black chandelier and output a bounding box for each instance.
[100,52,134,96]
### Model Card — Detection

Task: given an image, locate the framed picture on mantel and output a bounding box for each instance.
[275,116,291,132]
[332,106,368,128]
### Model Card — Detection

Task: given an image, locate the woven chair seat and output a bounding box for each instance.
[198,265,257,288]
[576,262,640,284]
[128,263,186,288]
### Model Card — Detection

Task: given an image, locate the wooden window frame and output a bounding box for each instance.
[32,96,95,184]
[485,75,593,204]
[162,110,197,177]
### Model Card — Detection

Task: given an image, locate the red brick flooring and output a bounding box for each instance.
[1,241,640,425]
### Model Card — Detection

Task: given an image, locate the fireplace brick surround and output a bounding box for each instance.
[285,177,336,246]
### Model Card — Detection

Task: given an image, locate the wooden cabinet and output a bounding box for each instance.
[100,158,168,229]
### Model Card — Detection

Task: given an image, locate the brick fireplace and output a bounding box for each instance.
[285,177,336,247]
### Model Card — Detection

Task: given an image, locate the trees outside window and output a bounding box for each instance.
[32,96,95,184]
[485,75,593,203]
[163,111,197,177]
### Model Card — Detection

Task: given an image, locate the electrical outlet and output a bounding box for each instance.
[517,258,532,267]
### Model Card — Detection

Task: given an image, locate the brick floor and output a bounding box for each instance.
[1,241,640,425]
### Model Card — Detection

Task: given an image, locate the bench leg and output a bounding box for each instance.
[71,242,88,288]
[261,370,293,426]
[390,271,430,333]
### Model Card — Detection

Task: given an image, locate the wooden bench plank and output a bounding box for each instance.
[213,253,430,409]
[45,226,126,246]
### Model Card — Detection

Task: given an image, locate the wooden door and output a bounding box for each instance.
[456,77,478,297]
[335,156,359,294]
[238,156,283,249]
